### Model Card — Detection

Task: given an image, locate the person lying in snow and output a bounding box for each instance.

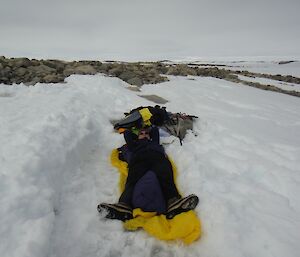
[98,126,199,221]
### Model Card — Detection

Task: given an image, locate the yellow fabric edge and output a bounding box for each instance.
[110,149,201,244]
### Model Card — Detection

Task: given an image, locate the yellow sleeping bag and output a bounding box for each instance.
[110,149,201,244]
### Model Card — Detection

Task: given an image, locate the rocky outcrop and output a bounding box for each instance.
[166,64,198,76]
[1,56,300,97]
[0,57,169,86]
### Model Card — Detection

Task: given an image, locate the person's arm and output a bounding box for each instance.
[124,130,138,151]
[150,126,160,144]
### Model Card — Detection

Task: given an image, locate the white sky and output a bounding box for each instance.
[0,0,300,61]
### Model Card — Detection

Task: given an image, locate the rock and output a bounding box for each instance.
[64,65,97,76]
[166,66,180,76]
[27,76,43,85]
[148,74,169,84]
[225,73,239,81]
[139,94,168,104]
[42,74,65,83]
[75,65,97,75]
[127,77,143,86]
[119,70,137,81]
[29,59,40,66]
[97,63,112,72]
[12,57,31,68]
[278,60,295,65]
[126,86,141,92]
[15,67,27,77]
[166,64,197,76]
[179,64,197,76]
[0,77,10,84]
[108,66,124,76]
[63,64,76,76]
[41,60,66,72]
[29,64,56,76]
[155,63,168,74]
[1,66,11,77]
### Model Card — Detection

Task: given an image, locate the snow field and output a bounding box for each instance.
[0,73,300,257]
[141,76,300,256]
[237,75,300,92]
[0,75,146,257]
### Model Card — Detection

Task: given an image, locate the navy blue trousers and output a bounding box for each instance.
[118,150,181,206]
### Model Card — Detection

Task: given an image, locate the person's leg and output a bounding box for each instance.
[118,160,149,206]
[98,158,150,221]
[150,154,181,203]
[150,153,199,219]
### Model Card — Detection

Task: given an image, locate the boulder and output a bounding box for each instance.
[29,64,56,76]
[97,63,112,72]
[119,70,137,81]
[1,66,11,77]
[75,65,97,75]
[64,64,97,76]
[155,63,168,74]
[42,74,65,83]
[13,57,31,68]
[41,60,66,72]
[145,75,168,84]
[15,67,28,77]
[108,65,124,76]
[27,76,43,85]
[168,64,198,76]
[0,76,8,84]
[166,66,180,76]
[127,77,143,86]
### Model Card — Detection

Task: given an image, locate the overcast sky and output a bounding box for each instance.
[0,0,299,61]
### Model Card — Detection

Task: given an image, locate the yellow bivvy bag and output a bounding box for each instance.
[110,149,201,244]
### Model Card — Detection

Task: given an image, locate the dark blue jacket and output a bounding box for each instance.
[123,127,165,158]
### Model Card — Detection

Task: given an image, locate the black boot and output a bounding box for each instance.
[166,194,199,219]
[97,202,133,221]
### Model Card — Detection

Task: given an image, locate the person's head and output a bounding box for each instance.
[138,128,150,140]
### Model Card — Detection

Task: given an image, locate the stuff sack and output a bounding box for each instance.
[132,170,166,214]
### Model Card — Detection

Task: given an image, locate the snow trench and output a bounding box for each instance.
[0,75,141,257]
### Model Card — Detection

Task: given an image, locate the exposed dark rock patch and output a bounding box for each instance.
[126,86,141,92]
[278,60,295,65]
[138,94,168,104]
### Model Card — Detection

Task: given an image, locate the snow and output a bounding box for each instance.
[1,71,300,257]
[1,0,300,255]
[237,75,300,92]
[214,60,300,77]
[173,59,300,78]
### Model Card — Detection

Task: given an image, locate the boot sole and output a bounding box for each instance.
[97,203,133,221]
[166,195,199,219]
